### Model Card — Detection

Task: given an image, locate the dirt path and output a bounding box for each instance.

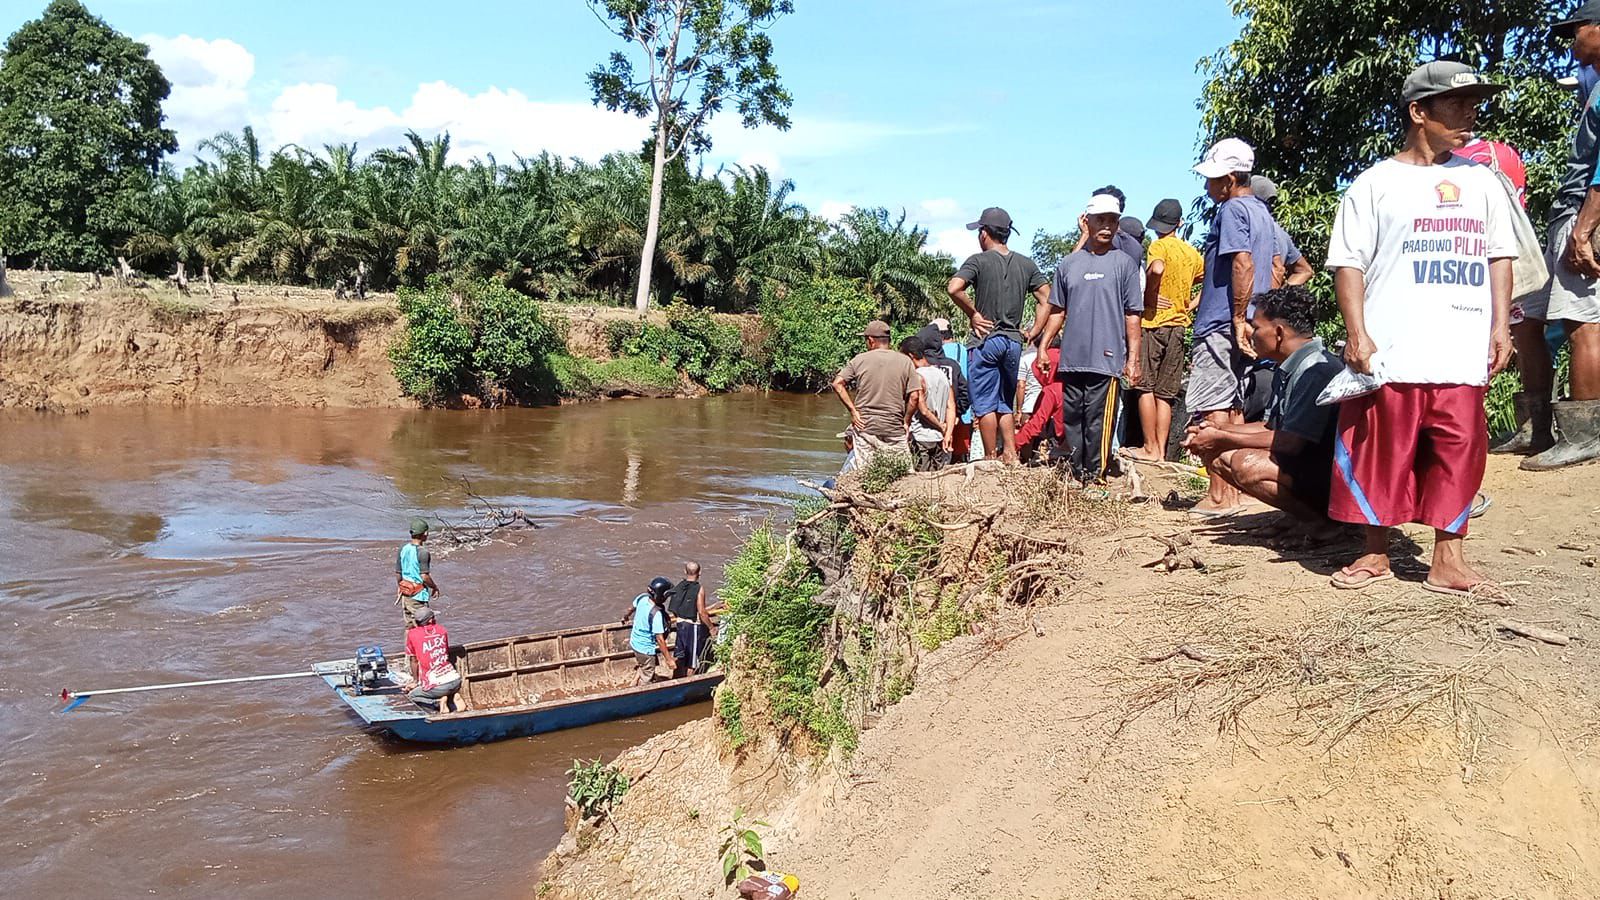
[539,457,1600,899]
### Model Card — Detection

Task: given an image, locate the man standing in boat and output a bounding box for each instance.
[396,517,441,628]
[667,562,719,677]
[404,606,462,712]
[623,577,676,685]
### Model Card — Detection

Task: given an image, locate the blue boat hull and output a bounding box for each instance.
[314,661,722,745]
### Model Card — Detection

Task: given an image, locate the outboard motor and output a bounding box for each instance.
[350,645,389,694]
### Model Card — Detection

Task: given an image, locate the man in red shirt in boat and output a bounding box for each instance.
[403,606,463,712]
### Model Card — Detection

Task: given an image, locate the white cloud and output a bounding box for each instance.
[141,32,956,172]
[141,34,255,148]
[919,198,963,219]
[816,200,855,222]
[928,226,976,261]
[262,81,651,160]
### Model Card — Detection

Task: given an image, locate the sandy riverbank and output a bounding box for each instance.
[0,270,745,412]
[537,456,1600,899]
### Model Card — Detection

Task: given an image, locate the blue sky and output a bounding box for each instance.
[2,0,1241,258]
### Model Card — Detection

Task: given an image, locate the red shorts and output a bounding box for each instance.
[951,422,973,459]
[1329,384,1487,535]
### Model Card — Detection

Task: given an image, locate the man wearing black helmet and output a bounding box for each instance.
[623,577,676,685]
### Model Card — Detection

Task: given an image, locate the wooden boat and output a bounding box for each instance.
[314,621,721,744]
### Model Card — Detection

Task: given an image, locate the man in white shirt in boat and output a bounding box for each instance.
[403,606,463,712]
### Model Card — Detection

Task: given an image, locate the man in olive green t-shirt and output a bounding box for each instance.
[832,320,921,472]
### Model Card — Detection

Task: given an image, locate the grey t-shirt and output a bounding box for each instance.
[1552,84,1600,225]
[954,248,1048,345]
[1050,248,1142,377]
[1266,338,1344,445]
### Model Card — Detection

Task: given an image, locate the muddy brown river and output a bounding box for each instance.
[0,393,840,897]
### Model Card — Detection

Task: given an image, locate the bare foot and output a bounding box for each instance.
[1122,447,1164,462]
[1424,558,1485,591]
[1343,551,1391,578]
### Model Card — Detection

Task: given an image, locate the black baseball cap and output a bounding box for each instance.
[1119,216,1146,241]
[1554,0,1600,38]
[1146,199,1182,235]
[1400,61,1507,104]
[966,207,1015,233]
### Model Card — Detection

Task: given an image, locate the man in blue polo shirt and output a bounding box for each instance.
[1186,137,1279,518]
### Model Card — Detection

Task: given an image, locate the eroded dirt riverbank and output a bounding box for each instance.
[540,457,1600,899]
[0,270,745,411]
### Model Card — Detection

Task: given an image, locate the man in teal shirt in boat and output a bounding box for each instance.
[396,517,440,628]
[623,577,675,685]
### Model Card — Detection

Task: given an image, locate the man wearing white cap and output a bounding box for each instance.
[1033,195,1143,483]
[1187,136,1279,517]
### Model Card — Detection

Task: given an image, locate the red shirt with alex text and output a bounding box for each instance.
[405,623,458,689]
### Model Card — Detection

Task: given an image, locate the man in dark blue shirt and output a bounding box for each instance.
[1184,285,1344,522]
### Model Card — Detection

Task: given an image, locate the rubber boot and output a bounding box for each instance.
[1521,399,1600,471]
[1491,393,1554,455]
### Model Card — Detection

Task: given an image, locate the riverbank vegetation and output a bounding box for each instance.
[713,465,1129,758]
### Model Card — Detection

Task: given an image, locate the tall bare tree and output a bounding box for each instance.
[587,0,793,314]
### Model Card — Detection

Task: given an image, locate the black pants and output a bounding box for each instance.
[1060,372,1119,483]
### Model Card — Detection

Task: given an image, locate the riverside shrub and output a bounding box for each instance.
[761,276,876,389]
[390,276,565,403]
[718,523,828,742]
[606,304,758,392]
[390,279,474,402]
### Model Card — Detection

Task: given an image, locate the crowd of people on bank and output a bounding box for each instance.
[832,3,1600,605]
[385,6,1600,707]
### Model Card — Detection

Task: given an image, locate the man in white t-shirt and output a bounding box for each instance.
[1324,60,1516,598]
[902,336,956,470]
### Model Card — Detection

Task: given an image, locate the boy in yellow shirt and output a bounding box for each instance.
[1127,199,1204,461]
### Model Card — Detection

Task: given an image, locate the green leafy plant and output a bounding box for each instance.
[716,686,748,750]
[390,276,567,404]
[566,758,630,820]
[858,452,911,494]
[718,524,828,737]
[606,303,758,391]
[761,275,878,389]
[0,0,177,270]
[390,279,474,402]
[469,280,564,398]
[719,807,769,884]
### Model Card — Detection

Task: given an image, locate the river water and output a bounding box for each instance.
[0,393,840,897]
